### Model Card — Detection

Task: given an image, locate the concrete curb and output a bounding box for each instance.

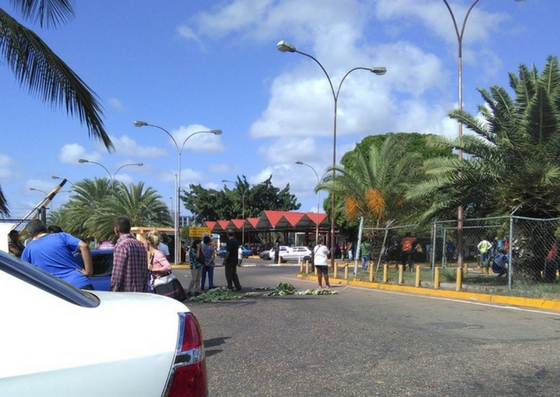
[296,274,560,311]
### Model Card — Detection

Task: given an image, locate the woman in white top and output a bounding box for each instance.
[313,237,331,289]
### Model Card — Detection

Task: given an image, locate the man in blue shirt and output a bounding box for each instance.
[21,219,94,289]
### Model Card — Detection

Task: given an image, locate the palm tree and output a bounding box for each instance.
[53,179,172,243]
[409,56,560,279]
[318,135,423,227]
[0,1,112,215]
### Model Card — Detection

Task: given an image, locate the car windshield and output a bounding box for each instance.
[0,250,100,308]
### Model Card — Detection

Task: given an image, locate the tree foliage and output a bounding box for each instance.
[409,56,560,221]
[0,1,111,216]
[320,133,453,238]
[181,175,300,223]
[49,179,172,242]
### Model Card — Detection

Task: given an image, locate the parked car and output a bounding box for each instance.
[260,246,312,263]
[216,246,252,258]
[73,249,151,292]
[0,250,208,397]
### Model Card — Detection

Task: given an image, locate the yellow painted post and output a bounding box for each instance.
[415,265,421,287]
[369,263,374,282]
[456,266,462,291]
[434,267,440,289]
[344,264,349,279]
[463,262,468,276]
[383,264,388,283]
[398,264,404,285]
[334,262,338,279]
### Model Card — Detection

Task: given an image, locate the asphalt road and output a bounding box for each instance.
[174,259,560,397]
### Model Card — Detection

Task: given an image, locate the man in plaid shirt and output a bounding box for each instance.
[110,216,149,292]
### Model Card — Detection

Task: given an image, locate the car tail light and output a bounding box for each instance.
[164,312,208,397]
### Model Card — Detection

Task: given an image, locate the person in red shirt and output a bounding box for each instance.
[401,232,417,271]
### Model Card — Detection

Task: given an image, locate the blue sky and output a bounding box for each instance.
[0,0,557,220]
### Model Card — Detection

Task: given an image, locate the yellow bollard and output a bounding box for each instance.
[415,265,421,287]
[369,263,374,282]
[434,267,440,289]
[463,262,468,276]
[333,262,338,279]
[456,267,462,291]
[398,264,404,285]
[383,264,388,283]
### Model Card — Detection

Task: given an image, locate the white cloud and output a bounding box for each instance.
[0,154,15,178]
[58,144,102,164]
[171,125,225,153]
[109,135,169,158]
[107,97,126,111]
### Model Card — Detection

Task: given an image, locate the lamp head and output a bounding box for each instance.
[277,40,296,53]
[211,129,223,135]
[133,120,148,127]
[370,67,387,76]
[78,159,89,164]
[295,161,303,165]
[136,162,144,166]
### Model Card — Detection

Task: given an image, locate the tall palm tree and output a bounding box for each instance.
[0,1,112,215]
[409,56,560,279]
[318,135,423,227]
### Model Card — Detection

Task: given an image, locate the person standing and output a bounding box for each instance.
[360,239,371,271]
[110,216,149,292]
[313,236,331,289]
[238,245,243,267]
[187,239,205,295]
[158,232,171,261]
[200,235,215,291]
[401,232,417,271]
[21,219,94,289]
[8,230,25,258]
[146,230,173,288]
[477,237,493,268]
[223,229,242,291]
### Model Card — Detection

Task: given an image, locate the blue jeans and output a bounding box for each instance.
[361,255,369,270]
[200,261,214,290]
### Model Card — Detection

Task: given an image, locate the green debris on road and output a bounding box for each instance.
[187,282,337,303]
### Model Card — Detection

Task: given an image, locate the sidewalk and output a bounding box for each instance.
[296,272,560,312]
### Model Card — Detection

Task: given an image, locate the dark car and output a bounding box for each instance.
[74,249,151,291]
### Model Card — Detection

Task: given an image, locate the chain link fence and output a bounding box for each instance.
[356,216,560,295]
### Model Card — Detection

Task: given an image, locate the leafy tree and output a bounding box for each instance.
[51,179,172,242]
[182,175,300,223]
[318,135,425,231]
[0,1,111,216]
[321,133,453,239]
[408,56,560,279]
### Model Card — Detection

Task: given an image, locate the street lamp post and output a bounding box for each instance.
[78,159,143,188]
[134,120,222,264]
[442,0,524,270]
[52,175,74,186]
[295,161,321,245]
[278,40,386,270]
[222,179,248,246]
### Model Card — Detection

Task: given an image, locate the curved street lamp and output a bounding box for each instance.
[52,175,74,186]
[442,0,524,270]
[295,161,324,246]
[29,187,51,211]
[278,40,386,269]
[78,159,143,187]
[134,120,222,264]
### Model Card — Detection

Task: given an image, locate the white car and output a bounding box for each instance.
[264,246,312,263]
[0,250,208,397]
